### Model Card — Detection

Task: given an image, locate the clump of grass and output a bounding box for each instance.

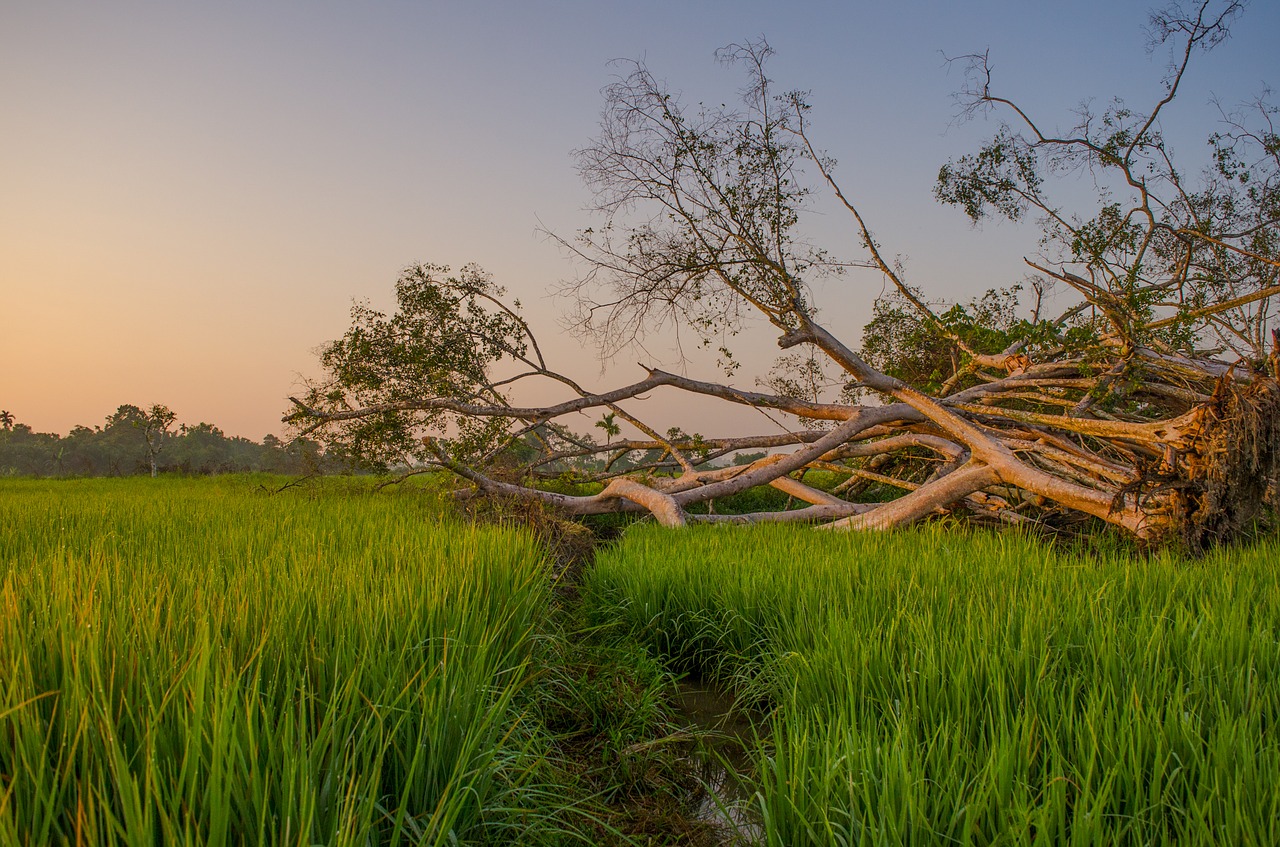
[521,612,733,847]
[458,491,601,594]
[0,477,569,845]
[585,523,1280,845]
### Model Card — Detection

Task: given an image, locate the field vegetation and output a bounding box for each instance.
[585,524,1280,845]
[0,477,716,846]
[6,475,1278,845]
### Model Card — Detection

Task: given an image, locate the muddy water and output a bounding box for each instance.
[671,679,764,843]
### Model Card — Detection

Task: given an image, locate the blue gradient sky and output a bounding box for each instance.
[3,2,1275,439]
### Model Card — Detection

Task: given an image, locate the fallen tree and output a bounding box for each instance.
[288,1,1278,549]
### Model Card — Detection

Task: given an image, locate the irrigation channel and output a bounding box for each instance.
[669,679,761,841]
[545,511,770,844]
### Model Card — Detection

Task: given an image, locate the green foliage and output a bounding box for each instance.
[935,126,1043,223]
[1183,95,1280,356]
[663,427,710,463]
[594,412,621,444]
[323,264,527,396]
[935,22,1277,365]
[301,263,532,470]
[859,294,956,392]
[859,284,1027,392]
[586,524,1280,845]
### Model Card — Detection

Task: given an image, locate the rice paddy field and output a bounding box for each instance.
[6,477,1279,846]
[0,477,573,846]
[585,524,1280,846]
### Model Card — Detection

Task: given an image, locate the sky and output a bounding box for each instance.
[3,1,1276,441]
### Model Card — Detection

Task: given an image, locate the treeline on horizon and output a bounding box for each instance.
[0,404,342,478]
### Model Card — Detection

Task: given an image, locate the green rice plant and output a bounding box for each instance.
[586,524,1280,846]
[0,477,567,846]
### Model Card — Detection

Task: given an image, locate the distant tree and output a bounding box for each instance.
[0,422,58,476]
[98,404,177,477]
[0,405,334,478]
[101,405,150,475]
[139,404,177,478]
[0,410,13,431]
[60,424,106,475]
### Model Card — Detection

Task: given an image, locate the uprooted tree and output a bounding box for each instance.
[288,1,1279,549]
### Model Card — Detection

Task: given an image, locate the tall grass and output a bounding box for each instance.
[0,477,557,846]
[586,524,1280,845]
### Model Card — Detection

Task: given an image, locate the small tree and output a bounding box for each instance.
[139,405,177,478]
[290,2,1277,548]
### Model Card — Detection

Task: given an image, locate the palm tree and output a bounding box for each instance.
[0,410,14,431]
[594,411,620,445]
